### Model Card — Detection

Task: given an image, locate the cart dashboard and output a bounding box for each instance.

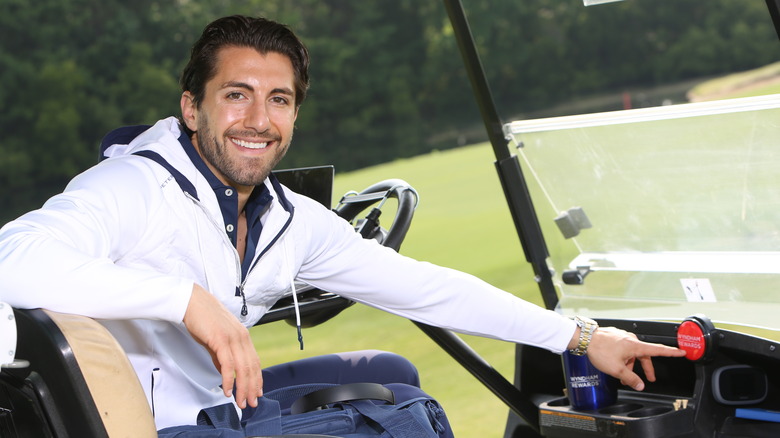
[532,317,780,437]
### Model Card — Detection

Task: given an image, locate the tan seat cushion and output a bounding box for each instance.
[45,310,157,437]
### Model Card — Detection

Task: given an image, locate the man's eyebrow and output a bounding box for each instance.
[272,87,295,96]
[221,81,254,91]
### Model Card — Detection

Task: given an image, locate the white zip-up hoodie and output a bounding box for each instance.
[0,117,575,430]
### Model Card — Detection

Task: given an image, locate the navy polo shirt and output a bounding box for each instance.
[178,133,273,279]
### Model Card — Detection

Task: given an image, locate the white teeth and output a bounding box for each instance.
[233,138,268,149]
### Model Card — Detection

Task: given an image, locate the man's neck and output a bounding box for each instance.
[235,186,254,215]
[236,209,248,263]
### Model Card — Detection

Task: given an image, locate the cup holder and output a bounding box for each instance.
[598,403,643,415]
[543,397,675,420]
[627,406,673,418]
[545,397,571,407]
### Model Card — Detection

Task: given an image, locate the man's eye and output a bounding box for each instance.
[226,92,244,100]
[271,96,290,105]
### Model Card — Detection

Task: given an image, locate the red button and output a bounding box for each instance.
[677,320,707,361]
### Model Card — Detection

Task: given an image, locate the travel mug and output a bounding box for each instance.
[562,350,618,410]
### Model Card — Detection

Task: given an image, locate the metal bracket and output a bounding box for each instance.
[562,265,592,285]
[554,206,592,239]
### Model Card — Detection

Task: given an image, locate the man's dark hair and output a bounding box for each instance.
[180,15,310,110]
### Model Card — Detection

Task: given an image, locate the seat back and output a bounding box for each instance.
[0,308,156,438]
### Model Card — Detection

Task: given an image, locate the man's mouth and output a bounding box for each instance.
[232,138,269,150]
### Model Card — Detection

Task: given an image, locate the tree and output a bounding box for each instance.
[0,0,777,222]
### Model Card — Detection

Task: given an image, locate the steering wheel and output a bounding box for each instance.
[334,178,418,251]
[257,179,418,328]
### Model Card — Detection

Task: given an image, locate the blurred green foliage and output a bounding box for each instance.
[0,0,777,221]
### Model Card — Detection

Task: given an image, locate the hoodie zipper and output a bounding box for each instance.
[238,210,295,318]
[187,192,295,321]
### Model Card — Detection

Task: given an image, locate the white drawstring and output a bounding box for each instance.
[284,242,304,350]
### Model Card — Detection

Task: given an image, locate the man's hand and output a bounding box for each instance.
[183,284,263,409]
[583,326,687,391]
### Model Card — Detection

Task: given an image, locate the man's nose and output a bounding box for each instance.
[245,101,270,131]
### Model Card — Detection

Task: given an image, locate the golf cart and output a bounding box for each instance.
[4,0,780,437]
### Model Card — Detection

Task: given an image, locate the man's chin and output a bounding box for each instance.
[229,168,275,187]
[229,147,288,187]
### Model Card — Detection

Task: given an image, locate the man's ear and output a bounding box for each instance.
[180,92,198,132]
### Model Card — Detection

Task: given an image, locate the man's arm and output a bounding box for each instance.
[0,159,192,321]
[291,194,686,391]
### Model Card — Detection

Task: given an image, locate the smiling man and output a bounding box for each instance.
[0,15,685,437]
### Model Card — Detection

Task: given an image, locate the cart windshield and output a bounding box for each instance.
[504,94,780,336]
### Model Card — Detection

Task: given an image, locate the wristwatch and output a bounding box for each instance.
[570,316,598,356]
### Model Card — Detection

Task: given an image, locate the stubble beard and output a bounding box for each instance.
[195,114,291,187]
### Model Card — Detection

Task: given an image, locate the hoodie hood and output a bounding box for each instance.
[100,117,186,160]
[99,118,204,201]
